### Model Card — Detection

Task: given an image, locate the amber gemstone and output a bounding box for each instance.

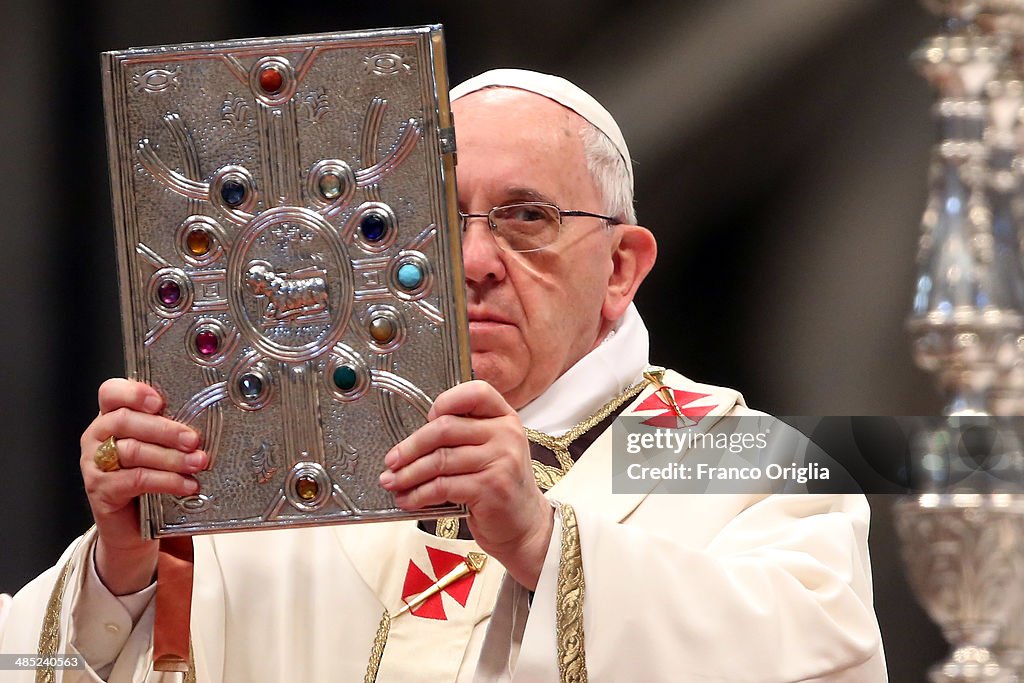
[369,316,396,343]
[187,228,211,256]
[296,475,319,501]
[259,67,283,93]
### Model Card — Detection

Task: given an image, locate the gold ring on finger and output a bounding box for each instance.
[93,436,122,472]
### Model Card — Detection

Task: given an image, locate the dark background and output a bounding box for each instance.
[1,0,948,679]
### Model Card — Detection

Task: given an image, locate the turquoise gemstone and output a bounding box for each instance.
[333,365,357,391]
[397,263,423,289]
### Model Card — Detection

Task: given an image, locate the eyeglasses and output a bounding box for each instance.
[458,202,619,253]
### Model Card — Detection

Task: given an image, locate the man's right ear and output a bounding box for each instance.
[602,224,657,322]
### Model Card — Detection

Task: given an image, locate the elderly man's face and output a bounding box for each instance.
[452,89,621,409]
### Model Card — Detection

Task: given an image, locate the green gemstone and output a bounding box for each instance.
[333,365,357,391]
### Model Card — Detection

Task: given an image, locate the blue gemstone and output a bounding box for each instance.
[239,373,262,399]
[397,263,423,289]
[361,213,387,242]
[221,180,245,207]
[333,365,357,391]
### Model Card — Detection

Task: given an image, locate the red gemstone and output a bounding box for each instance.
[195,330,219,356]
[259,67,283,93]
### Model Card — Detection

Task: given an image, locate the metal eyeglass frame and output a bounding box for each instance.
[458,201,620,253]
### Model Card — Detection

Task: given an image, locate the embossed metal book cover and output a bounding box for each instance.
[101,26,470,538]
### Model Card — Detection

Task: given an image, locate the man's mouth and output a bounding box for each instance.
[467,308,514,326]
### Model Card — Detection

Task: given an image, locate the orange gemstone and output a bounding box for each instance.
[259,67,283,93]
[296,476,319,501]
[369,316,396,343]
[186,228,211,256]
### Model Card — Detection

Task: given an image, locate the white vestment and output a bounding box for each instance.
[0,305,887,681]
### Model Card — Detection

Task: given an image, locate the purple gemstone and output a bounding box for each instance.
[195,330,219,356]
[158,280,181,306]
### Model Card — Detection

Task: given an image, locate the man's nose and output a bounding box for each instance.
[461,215,507,284]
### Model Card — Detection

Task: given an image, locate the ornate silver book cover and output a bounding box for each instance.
[101,26,470,538]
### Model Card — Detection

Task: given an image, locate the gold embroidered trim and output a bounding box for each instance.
[434,516,460,539]
[35,535,87,683]
[525,379,647,489]
[363,609,391,683]
[532,460,564,492]
[555,503,588,683]
[525,379,646,451]
[184,644,197,683]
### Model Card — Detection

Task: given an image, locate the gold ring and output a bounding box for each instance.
[94,436,121,472]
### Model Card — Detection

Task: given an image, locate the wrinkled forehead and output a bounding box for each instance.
[450,68,633,191]
[449,89,603,207]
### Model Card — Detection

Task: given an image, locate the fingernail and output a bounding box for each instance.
[384,449,398,468]
[179,431,199,450]
[186,452,206,470]
[183,478,200,494]
[143,394,163,413]
[379,471,394,488]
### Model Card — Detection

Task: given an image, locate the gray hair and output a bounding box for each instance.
[579,121,636,225]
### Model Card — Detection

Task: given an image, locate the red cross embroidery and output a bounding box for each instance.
[635,389,717,428]
[401,546,477,620]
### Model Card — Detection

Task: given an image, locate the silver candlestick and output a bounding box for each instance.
[907,0,1016,416]
[899,2,1024,682]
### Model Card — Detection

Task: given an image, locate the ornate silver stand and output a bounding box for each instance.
[896,494,1024,682]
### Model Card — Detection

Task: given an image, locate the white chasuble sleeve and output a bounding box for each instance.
[477,494,887,682]
[1,531,172,683]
